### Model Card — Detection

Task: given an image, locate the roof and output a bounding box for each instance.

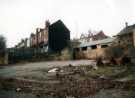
[118,24,135,36]
[92,31,109,40]
[80,31,108,40]
[78,37,115,48]
[50,20,70,33]
[30,33,35,37]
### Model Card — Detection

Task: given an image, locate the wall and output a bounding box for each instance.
[48,20,70,52]
[8,47,72,64]
[49,48,72,60]
[74,45,110,60]
[133,30,135,47]
[0,52,8,65]
[117,32,134,46]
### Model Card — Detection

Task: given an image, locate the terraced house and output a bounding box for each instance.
[30,20,49,48]
[8,20,71,63]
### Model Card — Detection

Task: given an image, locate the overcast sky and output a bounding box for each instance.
[0,0,135,47]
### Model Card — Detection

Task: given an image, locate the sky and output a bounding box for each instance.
[0,0,135,48]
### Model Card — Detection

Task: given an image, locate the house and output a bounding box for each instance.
[15,38,30,49]
[30,33,36,47]
[35,21,49,48]
[116,22,135,47]
[12,20,71,61]
[24,38,30,48]
[15,19,70,52]
[16,39,25,48]
[29,20,49,48]
[48,20,70,52]
[80,30,109,43]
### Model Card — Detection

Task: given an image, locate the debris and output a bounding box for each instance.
[99,75,107,79]
[91,64,98,70]
[48,68,59,73]
[122,56,131,64]
[110,57,117,65]
[68,64,73,67]
[16,87,21,92]
[96,57,104,65]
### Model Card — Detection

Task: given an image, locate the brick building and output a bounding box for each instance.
[15,20,70,53]
[48,20,70,52]
[30,33,36,47]
[30,20,50,48]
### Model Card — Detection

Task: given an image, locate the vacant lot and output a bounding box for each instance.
[0,60,135,98]
[0,60,95,80]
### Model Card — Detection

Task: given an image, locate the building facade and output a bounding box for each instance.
[116,23,135,47]
[80,30,108,43]
[48,20,70,52]
[14,20,70,53]
[74,37,115,59]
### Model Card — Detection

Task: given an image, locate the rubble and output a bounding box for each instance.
[16,88,22,92]
[48,68,59,73]
[0,62,135,98]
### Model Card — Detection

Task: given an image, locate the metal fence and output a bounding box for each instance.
[8,48,48,63]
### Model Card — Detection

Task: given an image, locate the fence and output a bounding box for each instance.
[8,47,72,64]
[8,48,48,64]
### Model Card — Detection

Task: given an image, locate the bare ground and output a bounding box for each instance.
[0,60,135,98]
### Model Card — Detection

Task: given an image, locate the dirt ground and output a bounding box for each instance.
[0,60,95,80]
[0,60,135,98]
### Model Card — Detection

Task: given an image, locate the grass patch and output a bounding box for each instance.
[86,89,135,98]
[87,66,126,78]
[87,64,135,81]
[114,64,135,81]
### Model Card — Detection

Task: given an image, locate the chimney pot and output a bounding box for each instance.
[125,22,128,27]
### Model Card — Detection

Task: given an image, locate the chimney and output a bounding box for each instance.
[36,28,40,33]
[45,20,50,28]
[21,39,24,42]
[125,22,128,27]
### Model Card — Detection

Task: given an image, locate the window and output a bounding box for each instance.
[82,47,87,51]
[101,45,108,48]
[75,48,80,51]
[91,45,97,49]
[118,41,121,44]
